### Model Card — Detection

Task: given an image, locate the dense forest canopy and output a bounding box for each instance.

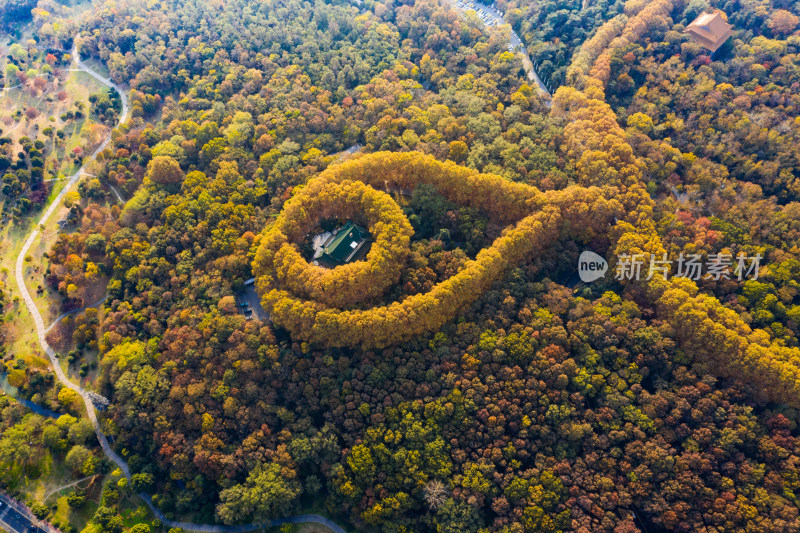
[503,0,627,89]
[0,0,38,30]
[1,0,800,531]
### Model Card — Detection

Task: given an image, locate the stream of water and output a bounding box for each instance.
[0,373,62,418]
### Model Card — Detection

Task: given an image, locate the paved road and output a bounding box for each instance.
[12,38,347,533]
[0,493,55,533]
[43,476,97,502]
[336,143,362,158]
[238,283,269,322]
[30,43,129,233]
[448,0,552,105]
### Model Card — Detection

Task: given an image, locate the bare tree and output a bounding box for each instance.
[423,480,449,510]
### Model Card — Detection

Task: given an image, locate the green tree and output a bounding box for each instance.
[68,419,95,444]
[65,445,91,475]
[435,499,484,533]
[216,462,302,524]
[131,472,155,492]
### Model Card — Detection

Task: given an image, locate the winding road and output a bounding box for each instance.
[14,39,133,484]
[12,41,347,533]
[448,0,552,105]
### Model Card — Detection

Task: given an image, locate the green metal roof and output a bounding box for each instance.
[322,222,369,264]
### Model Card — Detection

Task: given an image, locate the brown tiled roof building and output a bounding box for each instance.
[685,10,734,53]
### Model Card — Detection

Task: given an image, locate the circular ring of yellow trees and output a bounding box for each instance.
[255,179,414,308]
[252,151,583,349]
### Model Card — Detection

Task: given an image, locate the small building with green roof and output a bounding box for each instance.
[312,221,371,267]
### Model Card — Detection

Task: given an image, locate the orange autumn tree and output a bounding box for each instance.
[553,0,800,408]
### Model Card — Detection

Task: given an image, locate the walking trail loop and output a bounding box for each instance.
[13,40,346,533]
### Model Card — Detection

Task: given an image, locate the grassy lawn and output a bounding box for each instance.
[0,17,113,369]
[0,19,113,180]
[0,22,35,59]
[0,190,70,357]
[62,345,101,390]
[0,173,109,401]
[6,432,154,531]
[77,57,112,80]
[120,498,155,529]
[11,450,101,530]
[0,12,130,532]
[0,68,109,179]
[52,494,100,531]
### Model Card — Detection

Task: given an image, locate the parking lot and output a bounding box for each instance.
[450,0,552,98]
[454,1,518,51]
[237,279,269,322]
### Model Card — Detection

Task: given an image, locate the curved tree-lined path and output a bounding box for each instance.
[15,39,133,482]
[13,40,346,533]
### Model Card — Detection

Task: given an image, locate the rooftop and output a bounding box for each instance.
[685,10,734,53]
[314,221,371,266]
